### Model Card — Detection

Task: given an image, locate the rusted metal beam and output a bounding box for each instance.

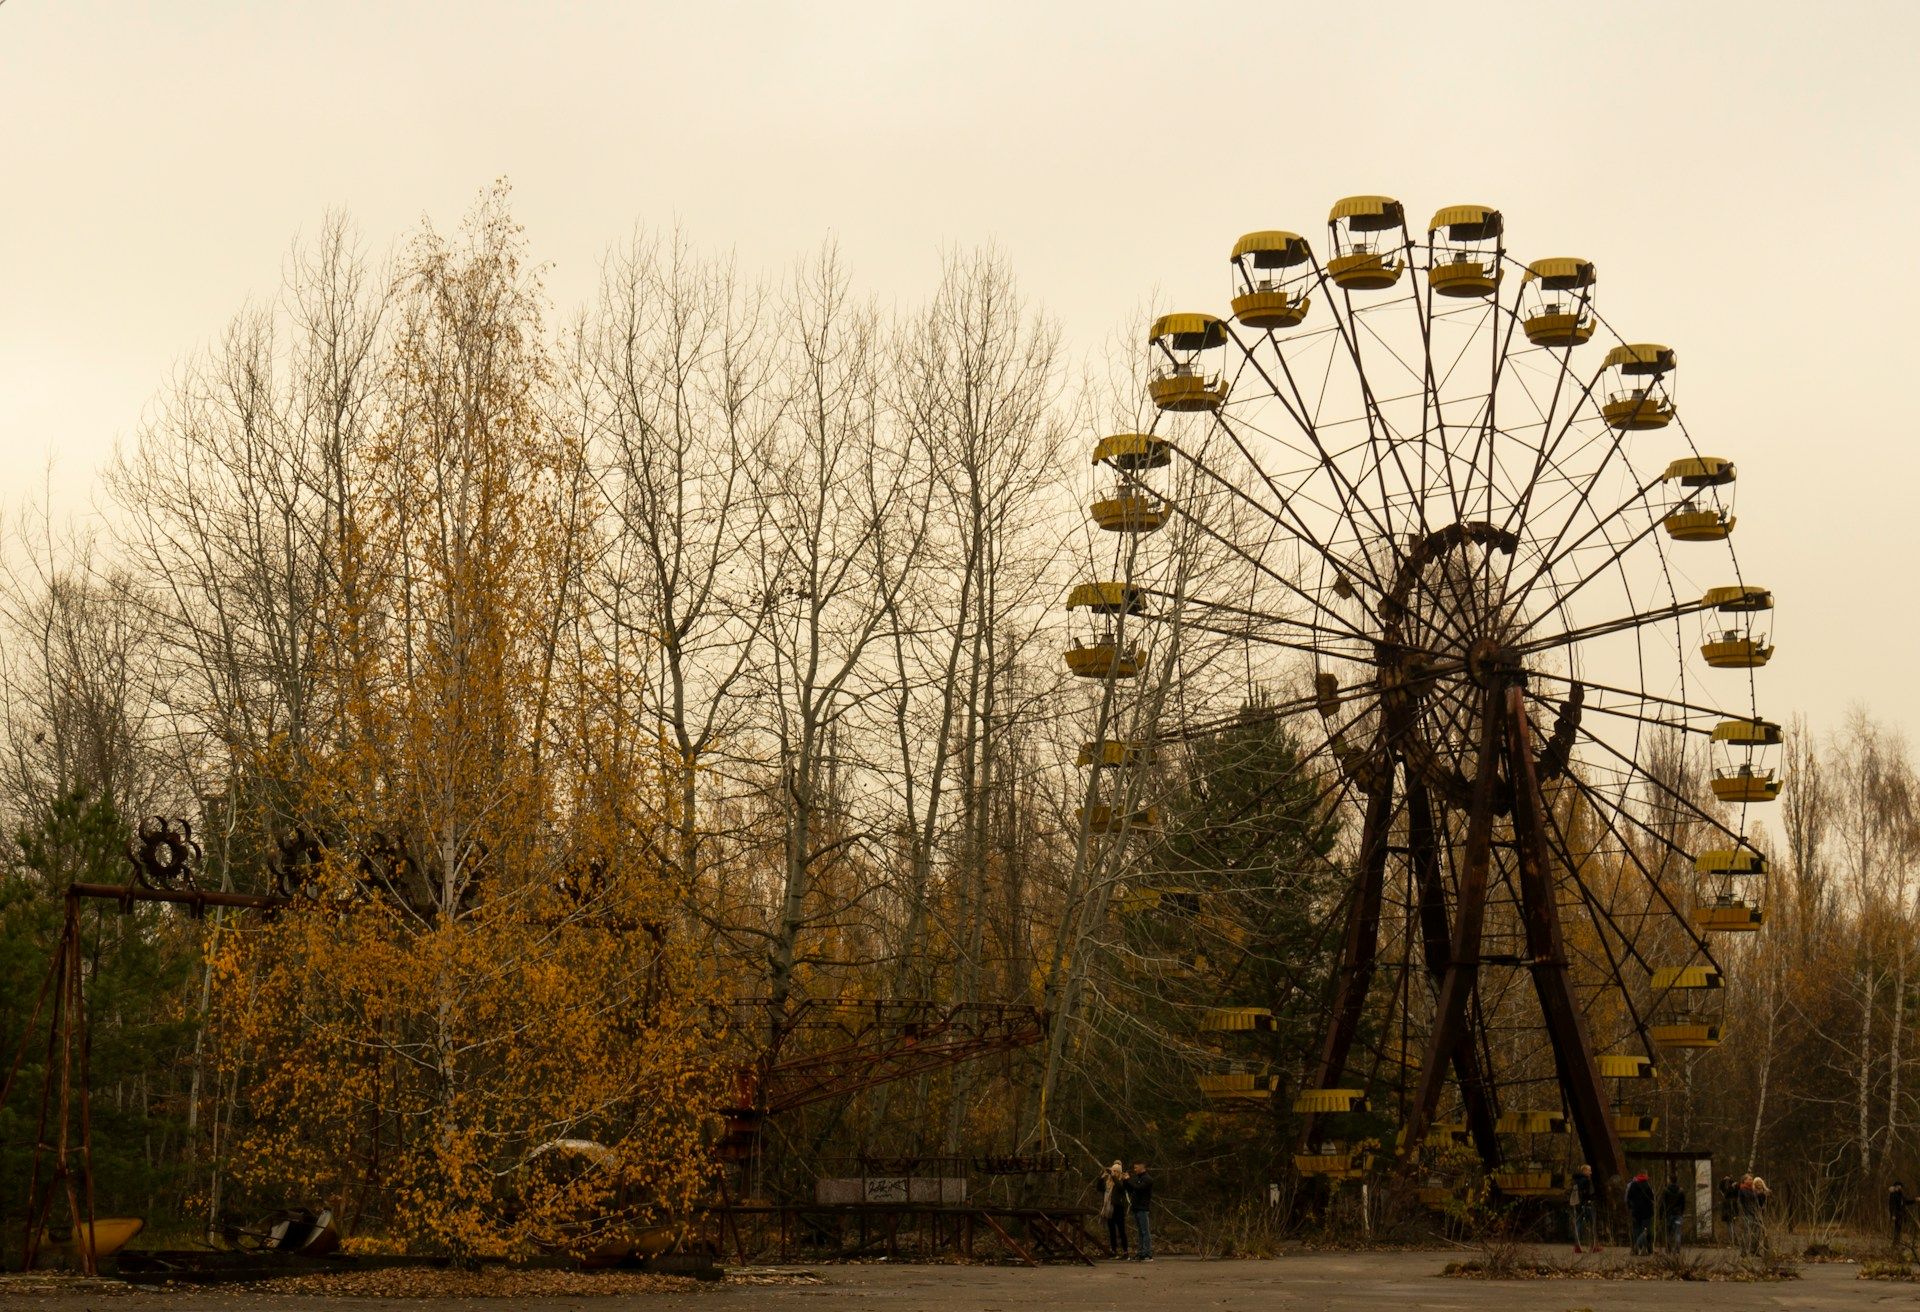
[1400,684,1501,1164]
[1505,683,1625,1184]
[67,882,287,912]
[1405,777,1502,1167]
[1309,766,1395,1094]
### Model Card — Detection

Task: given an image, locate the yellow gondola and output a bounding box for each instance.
[1326,195,1406,290]
[1148,313,1229,412]
[1712,766,1783,803]
[1652,965,1723,991]
[35,1217,145,1265]
[1696,848,1770,877]
[1293,1088,1369,1114]
[1077,740,1154,768]
[1200,1006,1276,1033]
[1495,1110,1566,1135]
[1711,718,1782,747]
[1294,1144,1373,1178]
[1491,1169,1564,1197]
[1090,492,1168,533]
[1702,584,1773,612]
[1614,1113,1658,1139]
[1426,205,1503,298]
[1702,631,1773,668]
[1598,1054,1656,1079]
[1063,640,1142,679]
[1691,898,1765,932]
[1664,456,1735,487]
[1230,230,1314,329]
[1066,581,1146,615]
[1664,507,1734,541]
[1600,343,1676,430]
[1650,1022,1721,1049]
[1092,432,1173,470]
[1521,257,1596,346]
[1079,804,1160,834]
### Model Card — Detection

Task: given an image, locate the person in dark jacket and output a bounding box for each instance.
[1569,1164,1598,1253]
[1892,1181,1908,1247]
[1659,1178,1687,1252]
[1719,1175,1739,1239]
[1625,1172,1655,1255]
[1128,1162,1153,1260]
[1098,1162,1129,1258]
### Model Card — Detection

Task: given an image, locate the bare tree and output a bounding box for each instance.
[580,232,779,967]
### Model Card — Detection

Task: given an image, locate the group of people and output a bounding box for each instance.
[1716,1172,1772,1253]
[1573,1162,1759,1255]
[1096,1161,1154,1260]
[1621,1170,1690,1254]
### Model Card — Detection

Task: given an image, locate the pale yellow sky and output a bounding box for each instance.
[2,0,1915,745]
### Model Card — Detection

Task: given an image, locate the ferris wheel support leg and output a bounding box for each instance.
[1407,778,1502,1167]
[1296,764,1394,1152]
[1398,687,1502,1169]
[1504,683,1627,1186]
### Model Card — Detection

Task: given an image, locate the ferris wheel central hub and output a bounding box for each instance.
[1465,636,1524,688]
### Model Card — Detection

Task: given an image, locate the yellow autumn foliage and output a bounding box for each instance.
[207,186,729,1257]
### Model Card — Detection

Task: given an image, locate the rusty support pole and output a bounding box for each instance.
[1505,683,1625,1185]
[1314,771,1395,1089]
[1406,778,1501,1167]
[1399,684,1502,1164]
[1295,763,1394,1154]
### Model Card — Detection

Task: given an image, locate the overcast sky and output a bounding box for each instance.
[2,0,1914,747]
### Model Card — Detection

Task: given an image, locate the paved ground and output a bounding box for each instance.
[4,1250,1915,1311]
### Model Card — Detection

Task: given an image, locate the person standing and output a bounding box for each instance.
[1891,1181,1908,1248]
[1128,1161,1153,1261]
[1660,1177,1687,1252]
[1735,1173,1758,1254]
[1751,1176,1771,1252]
[1098,1162,1129,1259]
[1625,1172,1655,1256]
[1569,1164,1598,1253]
[1719,1176,1738,1242]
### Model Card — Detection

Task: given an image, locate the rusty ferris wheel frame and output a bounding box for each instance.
[1067,196,1778,1193]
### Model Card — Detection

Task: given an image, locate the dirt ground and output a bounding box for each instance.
[3,1250,1915,1311]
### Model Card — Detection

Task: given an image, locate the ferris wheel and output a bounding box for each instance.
[1066,195,1778,1192]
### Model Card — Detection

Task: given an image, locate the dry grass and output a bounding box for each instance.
[1442,1245,1798,1282]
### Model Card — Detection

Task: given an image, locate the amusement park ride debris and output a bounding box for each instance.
[3,821,1050,1272]
[1,820,294,1274]
[710,998,1048,1162]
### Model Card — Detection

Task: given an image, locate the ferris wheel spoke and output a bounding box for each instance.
[1486,256,1600,572]
[1447,288,1533,636]
[1505,474,1672,631]
[1524,669,1749,730]
[1551,766,1722,998]
[1225,326,1413,581]
[1500,394,1642,599]
[1141,452,1387,644]
[1537,799,1661,1059]
[1512,598,1707,659]
[1539,701,1750,852]
[1130,607,1376,665]
[1200,406,1401,602]
[1309,252,1435,531]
